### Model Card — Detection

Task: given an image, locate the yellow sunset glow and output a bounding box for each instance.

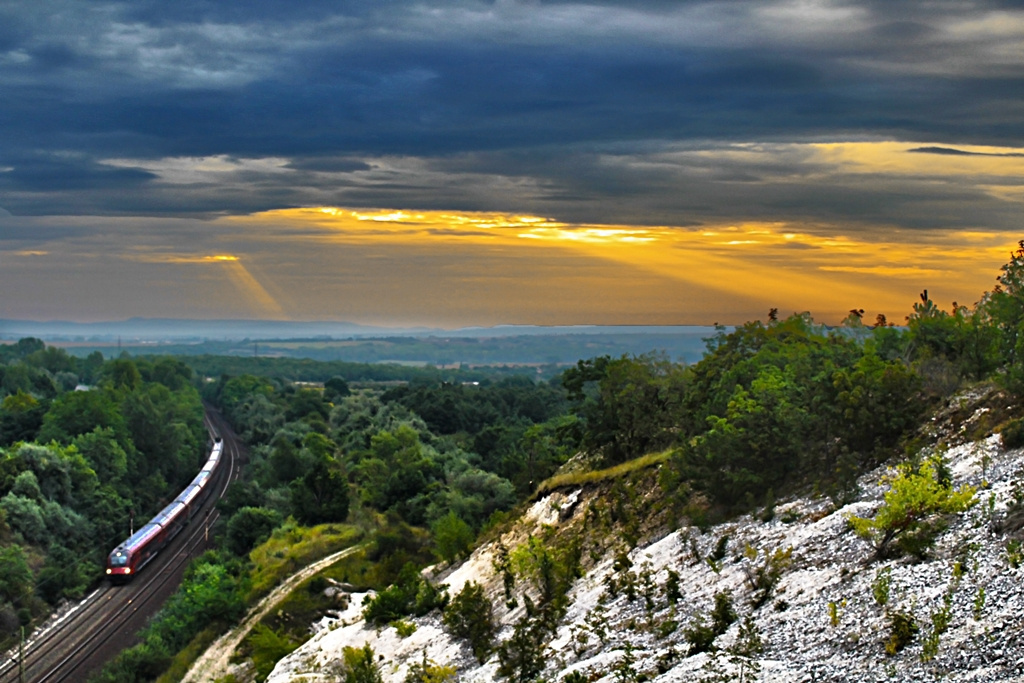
[228,206,1014,323]
[810,141,1024,185]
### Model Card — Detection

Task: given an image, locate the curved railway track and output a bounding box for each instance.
[0,408,243,683]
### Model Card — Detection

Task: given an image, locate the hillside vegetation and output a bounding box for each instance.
[261,386,1024,682]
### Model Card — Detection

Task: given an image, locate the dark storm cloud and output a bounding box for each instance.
[1,0,1022,229]
[0,155,157,192]
[910,147,1024,158]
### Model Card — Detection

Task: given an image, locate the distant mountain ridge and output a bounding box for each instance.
[0,318,722,343]
[0,318,419,341]
[0,319,724,367]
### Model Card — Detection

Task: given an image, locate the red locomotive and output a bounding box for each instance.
[105,438,223,582]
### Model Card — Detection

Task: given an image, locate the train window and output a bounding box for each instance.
[110,551,129,566]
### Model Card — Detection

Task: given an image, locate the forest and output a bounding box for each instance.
[3,243,1024,681]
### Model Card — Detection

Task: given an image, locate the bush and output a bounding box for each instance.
[711,590,737,633]
[683,590,737,655]
[871,566,892,606]
[226,507,282,556]
[683,614,718,655]
[247,623,299,680]
[885,610,918,655]
[497,613,548,682]
[1002,417,1024,449]
[338,644,383,683]
[362,563,444,625]
[847,457,976,559]
[443,582,496,664]
[743,545,792,608]
[431,511,474,564]
[403,653,456,683]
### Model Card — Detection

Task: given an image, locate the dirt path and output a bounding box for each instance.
[181,544,366,683]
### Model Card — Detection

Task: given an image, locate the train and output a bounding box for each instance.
[105,437,224,582]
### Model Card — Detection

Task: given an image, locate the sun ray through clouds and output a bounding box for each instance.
[227,207,1015,324]
[124,252,287,318]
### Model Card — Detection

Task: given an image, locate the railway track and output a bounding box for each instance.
[0,409,243,683]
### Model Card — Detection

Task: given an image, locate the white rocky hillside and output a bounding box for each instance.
[262,391,1024,683]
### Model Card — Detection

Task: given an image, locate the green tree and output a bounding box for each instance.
[225,506,282,556]
[324,376,351,403]
[38,389,127,446]
[432,511,474,564]
[148,356,194,391]
[146,556,244,652]
[832,351,922,459]
[496,613,547,683]
[0,389,46,446]
[72,427,128,485]
[24,346,74,375]
[983,241,1024,394]
[290,452,349,525]
[563,354,685,464]
[0,544,32,606]
[102,358,142,392]
[847,457,977,559]
[443,581,496,664]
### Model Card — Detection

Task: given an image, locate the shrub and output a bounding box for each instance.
[709,534,729,563]
[431,511,474,564]
[1006,539,1023,569]
[711,590,738,633]
[828,600,844,628]
[683,614,717,655]
[730,615,764,657]
[872,566,892,606]
[1001,417,1024,449]
[363,583,416,626]
[338,644,383,683]
[247,623,299,680]
[684,591,737,655]
[362,563,443,625]
[226,506,282,556]
[403,653,456,683]
[885,610,918,655]
[664,568,682,604]
[443,582,496,664]
[743,545,792,608]
[921,591,953,662]
[394,619,417,637]
[509,533,582,613]
[847,457,976,559]
[497,612,548,682]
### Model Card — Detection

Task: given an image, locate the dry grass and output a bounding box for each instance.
[533,449,672,498]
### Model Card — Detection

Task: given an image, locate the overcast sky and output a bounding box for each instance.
[2,0,1023,326]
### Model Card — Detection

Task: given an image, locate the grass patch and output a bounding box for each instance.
[154,626,225,683]
[247,522,364,601]
[534,450,672,498]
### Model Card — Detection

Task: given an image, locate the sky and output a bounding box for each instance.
[2,0,1024,327]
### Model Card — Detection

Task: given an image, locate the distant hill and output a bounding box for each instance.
[0,319,723,366]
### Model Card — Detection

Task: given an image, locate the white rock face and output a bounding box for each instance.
[267,431,1024,683]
